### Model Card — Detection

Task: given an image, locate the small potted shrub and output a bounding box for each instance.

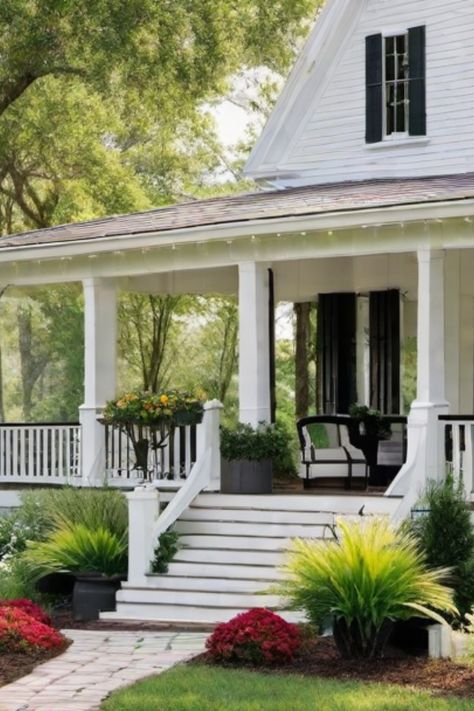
[220,423,289,494]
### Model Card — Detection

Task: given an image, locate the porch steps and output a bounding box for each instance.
[104,492,399,625]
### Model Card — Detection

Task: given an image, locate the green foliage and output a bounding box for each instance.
[101,664,474,711]
[0,555,40,601]
[151,529,181,575]
[24,522,128,578]
[0,488,129,599]
[274,518,456,659]
[407,477,474,622]
[221,422,292,464]
[20,487,129,541]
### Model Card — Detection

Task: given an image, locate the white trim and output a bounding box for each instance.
[244,0,368,179]
[1,198,474,265]
[365,137,430,151]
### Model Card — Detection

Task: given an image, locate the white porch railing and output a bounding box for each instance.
[126,400,223,585]
[0,423,81,484]
[439,415,474,499]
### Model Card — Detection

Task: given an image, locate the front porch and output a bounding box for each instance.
[1,244,474,509]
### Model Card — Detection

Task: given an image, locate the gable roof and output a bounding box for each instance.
[2,172,474,251]
[244,0,366,182]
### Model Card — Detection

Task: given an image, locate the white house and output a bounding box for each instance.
[1,0,474,622]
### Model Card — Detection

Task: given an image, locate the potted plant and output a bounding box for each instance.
[24,519,128,621]
[102,390,205,479]
[220,422,289,494]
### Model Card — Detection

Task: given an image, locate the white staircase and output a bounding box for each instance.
[105,492,399,625]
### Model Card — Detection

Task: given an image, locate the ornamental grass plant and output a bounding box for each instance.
[23,521,128,578]
[274,518,457,659]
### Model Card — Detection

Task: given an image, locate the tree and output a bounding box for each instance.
[119,293,187,393]
[0,0,323,420]
[0,0,320,118]
[294,303,312,420]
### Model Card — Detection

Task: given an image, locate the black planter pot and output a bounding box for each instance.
[221,459,273,494]
[73,575,122,621]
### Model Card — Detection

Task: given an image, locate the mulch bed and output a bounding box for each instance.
[196,636,474,699]
[0,641,70,688]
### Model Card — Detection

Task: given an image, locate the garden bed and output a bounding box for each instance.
[198,636,474,699]
[0,642,69,687]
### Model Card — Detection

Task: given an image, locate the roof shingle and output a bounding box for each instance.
[2,173,474,250]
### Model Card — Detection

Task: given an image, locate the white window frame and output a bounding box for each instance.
[382,30,409,141]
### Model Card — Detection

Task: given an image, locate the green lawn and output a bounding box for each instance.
[100,664,474,711]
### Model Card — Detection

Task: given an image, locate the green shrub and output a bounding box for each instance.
[0,556,42,601]
[221,423,291,465]
[274,517,456,659]
[20,487,128,540]
[407,476,474,623]
[152,529,180,574]
[23,522,128,578]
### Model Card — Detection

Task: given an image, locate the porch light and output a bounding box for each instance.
[464,217,472,223]
[300,231,307,236]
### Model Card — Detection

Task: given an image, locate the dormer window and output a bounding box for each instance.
[366,26,426,144]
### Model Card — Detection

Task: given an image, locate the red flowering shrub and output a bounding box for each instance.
[0,599,51,626]
[0,606,65,653]
[205,608,301,665]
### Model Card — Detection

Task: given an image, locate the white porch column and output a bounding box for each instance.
[388,250,449,512]
[79,278,117,485]
[238,262,271,426]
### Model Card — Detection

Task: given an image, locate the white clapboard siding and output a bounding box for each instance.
[250,0,474,186]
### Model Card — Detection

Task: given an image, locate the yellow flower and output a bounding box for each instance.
[160,395,169,405]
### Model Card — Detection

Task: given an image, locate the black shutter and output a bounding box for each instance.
[366,34,383,144]
[317,293,357,415]
[268,268,276,424]
[408,25,426,136]
[369,290,400,414]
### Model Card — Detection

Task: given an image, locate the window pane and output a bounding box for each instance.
[386,55,395,81]
[386,84,394,135]
[395,84,406,132]
[386,36,394,54]
[396,34,406,54]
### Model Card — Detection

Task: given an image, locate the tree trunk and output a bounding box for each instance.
[17,303,49,419]
[294,302,312,420]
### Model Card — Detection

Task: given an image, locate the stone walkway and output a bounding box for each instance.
[0,629,207,711]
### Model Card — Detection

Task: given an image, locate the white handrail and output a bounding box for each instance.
[126,400,223,584]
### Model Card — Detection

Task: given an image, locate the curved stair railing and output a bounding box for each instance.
[126,400,223,586]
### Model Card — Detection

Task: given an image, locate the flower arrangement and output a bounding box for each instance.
[102,389,205,476]
[205,608,301,665]
[103,390,205,427]
[0,603,65,652]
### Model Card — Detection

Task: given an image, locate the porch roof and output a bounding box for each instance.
[3,172,474,251]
